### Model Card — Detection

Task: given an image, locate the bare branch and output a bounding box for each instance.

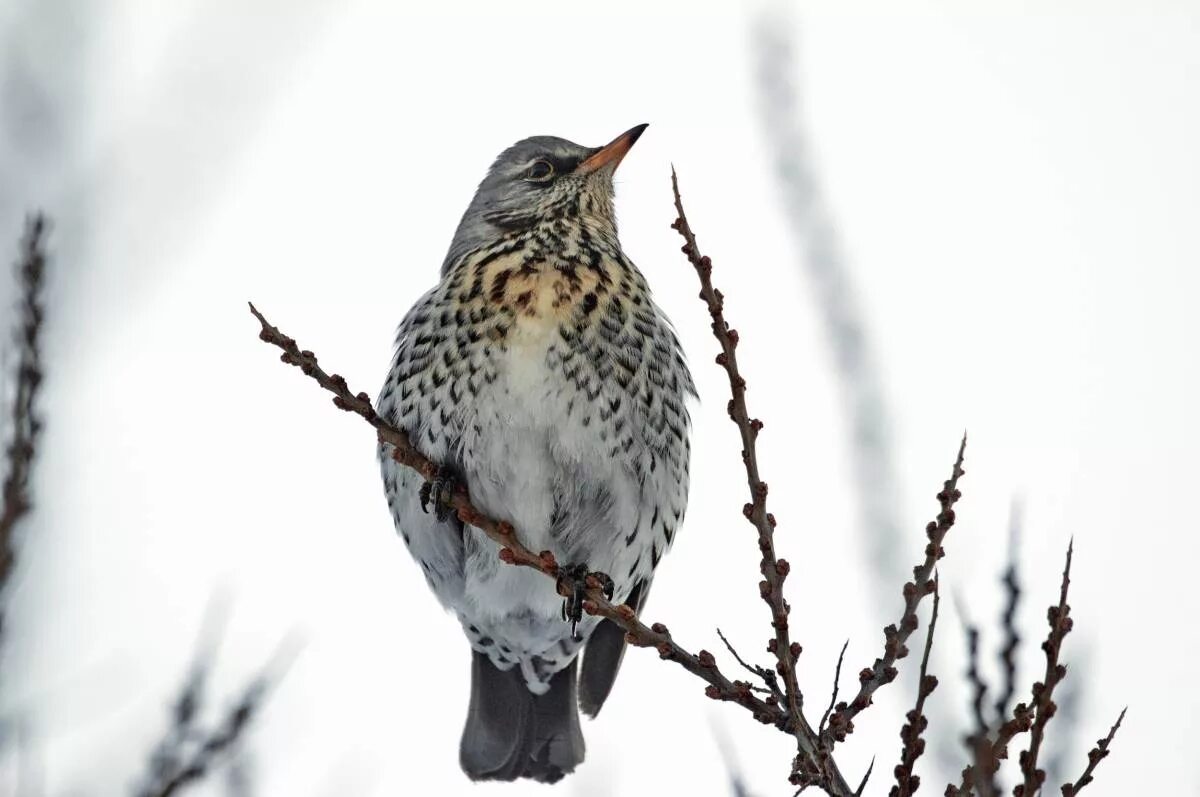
[1017,540,1075,795]
[947,541,1077,796]
[890,577,941,797]
[670,169,851,795]
[823,436,966,746]
[1059,708,1126,796]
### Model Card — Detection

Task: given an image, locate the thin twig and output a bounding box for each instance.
[819,640,850,736]
[853,757,875,797]
[1059,708,1126,796]
[890,576,940,797]
[717,627,782,698]
[0,214,48,641]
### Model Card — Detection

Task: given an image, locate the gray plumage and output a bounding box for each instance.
[377,125,694,782]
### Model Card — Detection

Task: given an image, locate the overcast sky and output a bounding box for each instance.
[1,1,1198,795]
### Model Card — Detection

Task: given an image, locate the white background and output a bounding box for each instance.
[1,1,1197,794]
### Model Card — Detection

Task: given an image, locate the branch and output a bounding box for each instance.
[823,436,966,745]
[1059,708,1126,796]
[136,667,274,797]
[890,577,940,797]
[669,167,850,792]
[717,627,783,699]
[0,213,48,641]
[818,640,850,736]
[947,541,1076,796]
[134,616,298,797]
[252,171,992,796]
[1016,540,1075,795]
[248,303,803,754]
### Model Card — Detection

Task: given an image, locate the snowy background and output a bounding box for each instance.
[1,1,1197,794]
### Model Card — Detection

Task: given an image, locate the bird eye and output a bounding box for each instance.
[525,159,555,182]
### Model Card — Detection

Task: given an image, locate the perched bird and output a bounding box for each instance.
[377,124,695,783]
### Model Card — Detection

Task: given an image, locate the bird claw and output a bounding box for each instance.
[558,564,614,640]
[419,465,459,523]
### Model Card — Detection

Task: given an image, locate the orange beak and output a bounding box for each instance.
[577,123,649,174]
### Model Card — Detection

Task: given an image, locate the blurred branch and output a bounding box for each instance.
[959,615,998,797]
[0,213,48,642]
[994,504,1023,726]
[750,8,905,602]
[134,626,297,797]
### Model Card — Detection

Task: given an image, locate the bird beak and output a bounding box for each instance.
[577,123,649,174]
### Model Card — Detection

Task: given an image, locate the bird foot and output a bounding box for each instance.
[558,564,615,640]
[419,465,460,523]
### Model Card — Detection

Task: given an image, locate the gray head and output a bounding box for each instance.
[442,124,648,274]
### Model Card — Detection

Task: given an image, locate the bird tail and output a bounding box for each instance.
[460,650,585,783]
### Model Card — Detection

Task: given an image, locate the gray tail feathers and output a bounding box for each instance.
[579,579,649,717]
[460,650,585,783]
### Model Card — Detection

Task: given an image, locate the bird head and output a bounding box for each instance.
[442,124,648,274]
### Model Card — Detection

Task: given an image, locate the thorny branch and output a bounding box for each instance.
[0,214,47,641]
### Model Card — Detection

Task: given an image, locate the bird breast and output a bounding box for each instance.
[475,256,606,344]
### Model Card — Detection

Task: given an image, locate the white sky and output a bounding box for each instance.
[1,1,1198,795]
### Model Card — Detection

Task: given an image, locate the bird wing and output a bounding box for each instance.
[378,286,467,608]
[577,576,651,717]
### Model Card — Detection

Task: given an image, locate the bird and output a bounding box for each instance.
[376,124,695,783]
